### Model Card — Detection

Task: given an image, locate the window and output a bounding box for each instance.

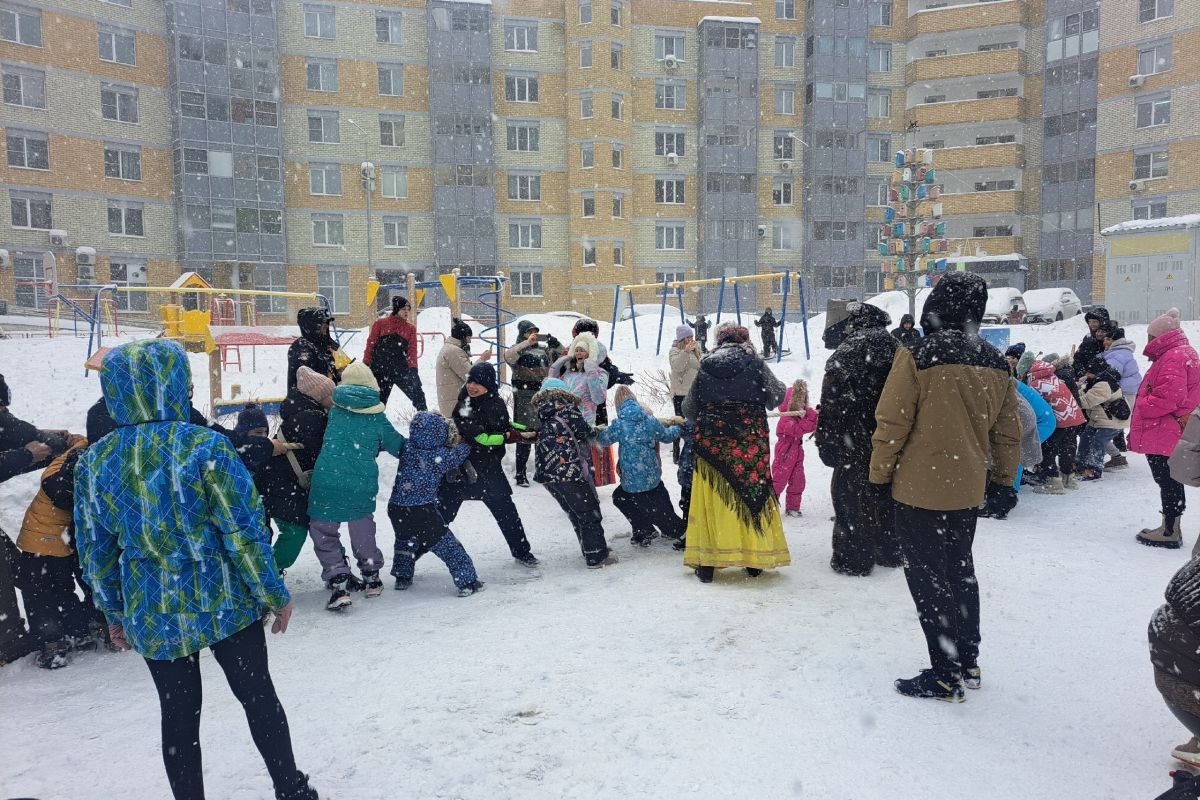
[505,75,539,103]
[871,181,889,207]
[611,43,622,69]
[1135,149,1169,180]
[868,136,891,162]
[611,93,624,119]
[867,90,891,118]
[974,179,1016,192]
[312,215,344,246]
[183,147,208,174]
[232,98,255,124]
[372,64,401,97]
[110,261,148,312]
[1136,96,1171,128]
[656,32,684,60]
[580,41,593,68]
[775,36,795,68]
[774,85,795,114]
[581,191,595,217]
[253,264,287,314]
[306,59,337,92]
[204,150,231,178]
[613,241,624,265]
[6,129,48,169]
[376,12,402,44]
[1134,199,1169,220]
[178,33,201,60]
[236,207,267,233]
[977,87,1018,99]
[580,1,592,23]
[98,26,135,65]
[978,41,1018,52]
[1138,43,1172,75]
[0,5,41,46]
[772,225,793,251]
[381,166,408,199]
[976,133,1016,145]
[509,221,542,249]
[304,5,335,38]
[776,0,795,20]
[972,225,1013,238]
[612,193,624,218]
[656,80,685,110]
[2,66,43,107]
[11,191,51,229]
[101,84,137,123]
[308,111,339,143]
[580,91,593,118]
[104,144,141,180]
[579,142,595,169]
[506,122,539,152]
[772,178,794,206]
[1139,0,1173,23]
[655,131,685,157]
[510,268,543,297]
[869,2,892,26]
[255,100,277,128]
[869,43,890,72]
[814,130,859,149]
[656,223,685,250]
[655,178,685,204]
[508,173,541,200]
[206,95,228,122]
[318,265,349,315]
[773,132,795,160]
[504,21,538,53]
[383,216,408,248]
[606,144,621,170]
[309,163,341,195]
[611,1,621,26]
[379,115,404,147]
[583,242,596,266]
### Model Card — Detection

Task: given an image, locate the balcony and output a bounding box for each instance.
[908,96,1025,128]
[933,143,1024,171]
[940,190,1022,216]
[910,0,1025,37]
[948,236,1023,258]
[906,49,1025,84]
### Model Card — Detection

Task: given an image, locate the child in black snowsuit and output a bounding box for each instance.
[387,412,483,596]
[533,378,615,569]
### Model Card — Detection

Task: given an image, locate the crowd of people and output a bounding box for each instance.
[4,273,1200,797]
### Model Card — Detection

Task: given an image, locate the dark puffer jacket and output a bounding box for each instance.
[445,365,514,500]
[1071,306,1110,376]
[891,314,922,346]
[1151,556,1200,716]
[287,307,340,389]
[816,303,897,470]
[681,342,787,420]
[532,388,594,484]
[253,388,329,527]
[0,407,42,482]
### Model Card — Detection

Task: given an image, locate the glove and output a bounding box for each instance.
[547,335,562,349]
[988,484,1018,518]
[867,481,891,498]
[615,372,635,386]
[473,433,506,446]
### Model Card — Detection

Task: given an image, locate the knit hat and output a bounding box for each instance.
[235,403,269,435]
[568,332,600,362]
[572,318,600,338]
[540,377,568,392]
[675,324,694,342]
[1016,350,1036,379]
[466,362,499,394]
[296,365,334,404]
[1005,343,1026,359]
[450,317,473,341]
[1148,307,1182,339]
[517,320,540,339]
[339,361,380,392]
[391,295,409,313]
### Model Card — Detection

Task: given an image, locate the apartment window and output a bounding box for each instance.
[511,268,543,297]
[98,26,135,65]
[655,131,685,157]
[580,41,593,68]
[1139,0,1173,23]
[183,147,208,174]
[868,43,890,72]
[383,216,408,248]
[506,122,539,152]
[656,178,685,204]
[812,221,858,241]
[376,12,402,44]
[869,2,892,26]
[611,43,623,69]
[255,100,277,127]
[377,63,403,96]
[612,193,624,218]
[381,166,408,199]
[922,139,944,149]
[505,75,539,102]
[306,59,337,92]
[580,142,595,169]
[978,41,1018,52]
[815,130,859,149]
[867,90,891,118]
[974,179,1016,192]
[500,22,537,54]
[312,214,344,246]
[773,132,795,160]
[580,91,593,118]
[976,133,1016,145]
[308,111,339,143]
[104,144,141,180]
[613,241,624,265]
[773,178,793,205]
[776,0,795,20]
[1138,43,1172,76]
[973,225,1013,238]
[11,191,51,229]
[1135,149,1169,180]
[101,84,137,123]
[304,5,335,39]
[1136,95,1171,128]
[654,34,683,64]
[611,93,624,119]
[656,80,685,110]
[772,225,793,251]
[0,5,41,46]
[109,261,148,311]
[6,129,48,169]
[379,115,404,147]
[581,191,595,218]
[775,36,796,68]
[583,242,597,266]
[252,264,287,314]
[868,136,891,162]
[235,208,266,233]
[611,1,621,25]
[580,1,592,24]
[318,265,349,315]
[977,87,1018,99]
[775,85,796,115]
[509,221,542,249]
[871,181,889,207]
[508,173,541,200]
[2,66,43,108]
[656,223,685,250]
[207,150,232,177]
[206,95,229,122]
[309,163,341,196]
[1134,199,1169,220]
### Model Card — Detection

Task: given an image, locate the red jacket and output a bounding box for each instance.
[364,315,419,370]
[1027,360,1085,428]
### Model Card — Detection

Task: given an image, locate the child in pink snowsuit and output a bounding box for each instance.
[773,380,817,516]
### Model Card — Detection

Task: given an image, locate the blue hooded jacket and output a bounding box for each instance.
[597,397,681,493]
[390,412,470,508]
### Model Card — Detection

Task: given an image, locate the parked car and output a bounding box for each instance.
[983,287,1027,325]
[1022,288,1082,323]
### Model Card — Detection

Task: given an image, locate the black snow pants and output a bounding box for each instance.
[15,551,102,645]
[0,530,32,662]
[377,367,427,411]
[544,481,610,566]
[1149,454,1187,521]
[612,482,685,541]
[830,461,902,576]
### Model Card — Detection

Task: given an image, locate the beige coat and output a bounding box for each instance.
[1080,380,1131,430]
[668,344,701,397]
[436,338,485,418]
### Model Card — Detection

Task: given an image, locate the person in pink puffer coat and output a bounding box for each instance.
[773,380,818,516]
[1131,309,1200,549]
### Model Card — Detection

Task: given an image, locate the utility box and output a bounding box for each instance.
[1101,214,1200,324]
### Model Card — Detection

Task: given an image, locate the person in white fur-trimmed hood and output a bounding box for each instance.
[550,332,610,426]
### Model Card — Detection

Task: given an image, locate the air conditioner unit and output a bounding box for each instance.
[77,262,96,283]
[780,160,793,172]
[0,249,9,268]
[664,54,679,69]
[75,246,96,267]
[666,152,679,166]
[1129,75,1145,87]
[1130,179,1145,191]
[743,32,757,49]
[49,229,67,247]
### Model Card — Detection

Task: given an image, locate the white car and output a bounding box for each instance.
[1022,288,1082,323]
[983,287,1027,325]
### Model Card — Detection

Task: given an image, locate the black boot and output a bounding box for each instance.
[695,566,714,583]
[276,771,319,800]
[745,568,763,577]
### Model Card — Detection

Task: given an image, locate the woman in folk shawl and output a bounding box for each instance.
[681,324,790,582]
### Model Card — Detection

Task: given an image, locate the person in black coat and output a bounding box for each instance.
[439,363,540,567]
[754,308,782,359]
[1070,306,1110,377]
[692,314,711,354]
[286,306,340,390]
[1150,554,1200,768]
[815,302,903,577]
[891,314,922,347]
[571,318,633,426]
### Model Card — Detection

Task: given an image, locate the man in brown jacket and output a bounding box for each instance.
[870,272,1021,702]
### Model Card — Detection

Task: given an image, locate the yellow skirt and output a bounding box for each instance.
[683,464,790,570]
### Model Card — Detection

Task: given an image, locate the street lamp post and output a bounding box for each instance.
[346,118,375,290]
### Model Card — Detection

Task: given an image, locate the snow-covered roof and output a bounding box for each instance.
[948,253,1027,264]
[700,15,762,23]
[913,0,1013,13]
[1101,214,1200,236]
[443,0,491,5]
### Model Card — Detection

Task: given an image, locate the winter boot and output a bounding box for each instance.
[630,530,656,547]
[36,640,71,670]
[326,577,352,611]
[1106,454,1129,470]
[514,553,540,568]
[746,568,763,577]
[785,510,802,518]
[962,663,982,690]
[363,571,384,599]
[587,554,619,570]
[514,475,531,488]
[695,565,715,583]
[394,577,412,591]
[1032,476,1065,495]
[276,771,319,800]
[1062,472,1078,491]
[457,580,485,597]
[894,669,965,703]
[1139,515,1184,549]
[1173,738,1200,768]
[343,572,367,592]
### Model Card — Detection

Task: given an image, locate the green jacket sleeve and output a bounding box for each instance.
[379,418,407,458]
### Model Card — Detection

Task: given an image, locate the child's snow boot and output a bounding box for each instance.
[394,577,412,591]
[1062,471,1078,491]
[1033,476,1065,495]
[457,580,485,597]
[785,509,802,518]
[630,530,655,547]
[962,663,981,690]
[36,640,71,670]
[363,571,384,598]
[1106,454,1129,470]
[587,554,619,569]
[1139,515,1183,549]
[1173,738,1200,768]
[275,771,319,800]
[514,553,540,568]
[894,669,965,703]
[326,577,352,610]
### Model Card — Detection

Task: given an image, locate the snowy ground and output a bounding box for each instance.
[0,312,1190,799]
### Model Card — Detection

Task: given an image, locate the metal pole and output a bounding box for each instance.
[798,276,811,361]
[609,285,620,351]
[628,289,639,350]
[655,278,669,356]
[777,270,790,364]
[734,282,742,327]
[676,285,686,323]
[715,276,726,326]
